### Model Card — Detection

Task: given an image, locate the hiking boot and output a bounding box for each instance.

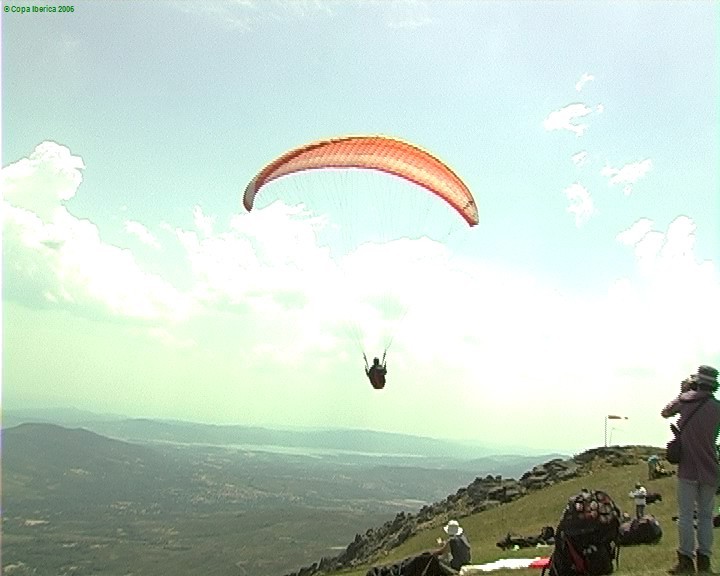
[697,552,716,574]
[669,552,695,574]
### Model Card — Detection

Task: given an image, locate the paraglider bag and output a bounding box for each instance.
[666,397,710,465]
[542,489,621,576]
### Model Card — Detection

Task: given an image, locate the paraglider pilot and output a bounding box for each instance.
[364,352,387,390]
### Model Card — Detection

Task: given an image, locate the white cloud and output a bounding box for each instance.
[280,0,334,18]
[175,0,336,30]
[173,201,334,308]
[125,220,161,249]
[168,201,458,358]
[563,182,595,227]
[616,216,716,287]
[601,159,653,195]
[616,218,654,247]
[2,142,191,322]
[147,327,196,349]
[192,205,215,237]
[171,0,255,30]
[543,103,593,136]
[575,73,595,92]
[633,230,665,271]
[662,216,697,261]
[616,220,668,275]
[571,151,589,167]
[5,143,718,451]
[1,141,84,222]
[612,216,720,362]
[384,0,432,29]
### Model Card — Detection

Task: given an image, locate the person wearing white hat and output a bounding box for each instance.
[662,365,720,575]
[433,519,471,572]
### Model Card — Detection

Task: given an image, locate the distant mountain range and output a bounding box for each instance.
[2,422,185,511]
[3,406,567,463]
[1,418,567,576]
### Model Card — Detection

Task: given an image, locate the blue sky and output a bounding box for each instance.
[2,0,719,452]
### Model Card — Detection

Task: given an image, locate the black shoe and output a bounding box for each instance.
[697,552,716,574]
[669,552,695,575]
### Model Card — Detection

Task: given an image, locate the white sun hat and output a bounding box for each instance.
[443,520,463,536]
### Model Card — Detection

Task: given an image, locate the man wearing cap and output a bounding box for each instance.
[433,519,471,572]
[662,365,720,575]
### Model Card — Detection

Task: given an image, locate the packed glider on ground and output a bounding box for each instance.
[243,135,479,226]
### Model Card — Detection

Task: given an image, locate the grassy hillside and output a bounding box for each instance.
[326,454,720,576]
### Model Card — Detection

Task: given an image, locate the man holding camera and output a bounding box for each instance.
[662,365,720,575]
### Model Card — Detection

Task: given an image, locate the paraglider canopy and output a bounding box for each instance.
[243,135,478,227]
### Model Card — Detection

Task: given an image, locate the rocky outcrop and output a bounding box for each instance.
[283,445,662,576]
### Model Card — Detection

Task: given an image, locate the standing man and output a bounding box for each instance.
[662,365,720,575]
[629,482,648,519]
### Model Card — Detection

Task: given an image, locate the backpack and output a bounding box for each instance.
[540,526,556,543]
[366,552,454,576]
[618,515,662,545]
[496,526,555,550]
[542,489,621,576]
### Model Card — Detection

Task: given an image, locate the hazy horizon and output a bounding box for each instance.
[3,1,719,454]
[2,404,569,456]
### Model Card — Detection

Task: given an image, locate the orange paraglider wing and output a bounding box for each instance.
[243,135,478,226]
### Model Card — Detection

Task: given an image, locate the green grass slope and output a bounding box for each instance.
[327,452,720,576]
